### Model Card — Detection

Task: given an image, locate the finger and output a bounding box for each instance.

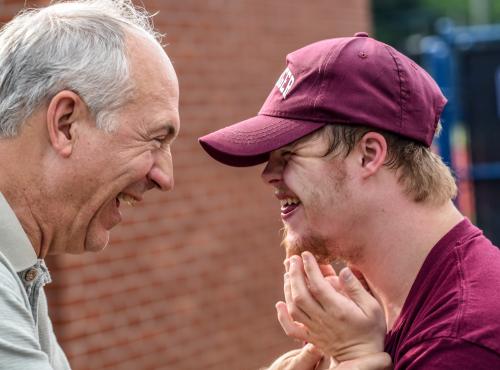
[338,267,377,315]
[284,258,290,273]
[275,301,309,341]
[351,267,372,292]
[324,275,350,299]
[301,252,343,306]
[285,272,311,321]
[325,275,342,292]
[316,356,336,370]
[267,348,303,370]
[285,268,313,322]
[319,264,336,277]
[284,272,293,310]
[288,256,322,317]
[289,343,323,370]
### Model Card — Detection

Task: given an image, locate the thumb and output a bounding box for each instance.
[339,267,375,312]
[291,343,323,369]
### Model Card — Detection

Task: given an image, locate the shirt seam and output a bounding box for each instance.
[451,239,467,338]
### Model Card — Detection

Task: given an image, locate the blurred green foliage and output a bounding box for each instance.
[373,0,500,51]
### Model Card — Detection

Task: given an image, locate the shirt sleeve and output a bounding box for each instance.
[395,337,500,370]
[0,272,55,370]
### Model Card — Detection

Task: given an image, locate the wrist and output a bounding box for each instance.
[326,343,384,363]
[333,351,392,370]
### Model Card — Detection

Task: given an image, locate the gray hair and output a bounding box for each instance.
[0,0,162,136]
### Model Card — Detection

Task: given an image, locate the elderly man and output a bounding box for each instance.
[0,1,179,368]
[199,33,500,369]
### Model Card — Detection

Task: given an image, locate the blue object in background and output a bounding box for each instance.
[421,20,500,245]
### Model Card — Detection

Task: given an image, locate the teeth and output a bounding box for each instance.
[280,197,300,207]
[118,193,137,207]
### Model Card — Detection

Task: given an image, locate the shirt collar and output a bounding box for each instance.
[0,193,37,271]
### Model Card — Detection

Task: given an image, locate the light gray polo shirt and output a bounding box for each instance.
[0,193,71,370]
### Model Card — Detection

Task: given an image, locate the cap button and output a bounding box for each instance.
[24,268,38,282]
[354,32,369,37]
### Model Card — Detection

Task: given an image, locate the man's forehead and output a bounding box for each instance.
[292,126,329,147]
[271,126,329,155]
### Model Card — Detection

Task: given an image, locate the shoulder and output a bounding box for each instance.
[0,250,32,321]
[0,250,27,298]
[454,231,500,352]
[390,228,500,360]
[0,249,36,338]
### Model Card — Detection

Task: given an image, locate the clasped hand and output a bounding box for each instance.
[276,251,388,365]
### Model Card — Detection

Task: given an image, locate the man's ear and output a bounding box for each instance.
[46,90,88,158]
[357,132,387,178]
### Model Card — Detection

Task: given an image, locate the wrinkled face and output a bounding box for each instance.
[261,128,359,263]
[57,36,180,254]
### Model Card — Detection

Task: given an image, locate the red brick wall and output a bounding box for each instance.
[1,1,371,369]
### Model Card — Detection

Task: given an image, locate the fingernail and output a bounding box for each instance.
[301,251,310,262]
[342,267,353,282]
[284,272,290,280]
[290,256,298,265]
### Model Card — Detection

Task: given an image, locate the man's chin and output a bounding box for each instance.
[84,230,110,253]
[282,233,333,264]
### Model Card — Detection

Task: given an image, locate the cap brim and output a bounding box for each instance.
[198,114,326,167]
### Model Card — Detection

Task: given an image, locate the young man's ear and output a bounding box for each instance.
[358,132,387,178]
[46,90,87,158]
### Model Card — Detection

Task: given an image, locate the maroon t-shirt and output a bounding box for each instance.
[385,219,500,369]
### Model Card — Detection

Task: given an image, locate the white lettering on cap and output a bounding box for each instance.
[275,67,295,99]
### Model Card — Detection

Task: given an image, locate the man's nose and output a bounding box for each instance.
[261,152,284,185]
[147,151,174,192]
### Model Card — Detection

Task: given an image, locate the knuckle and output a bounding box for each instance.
[334,308,347,322]
[293,294,307,307]
[308,282,321,296]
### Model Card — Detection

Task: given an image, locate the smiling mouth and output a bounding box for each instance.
[280,197,301,215]
[116,193,139,208]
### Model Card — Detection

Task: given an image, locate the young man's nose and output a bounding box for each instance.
[261,152,284,185]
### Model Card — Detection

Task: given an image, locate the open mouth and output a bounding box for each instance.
[115,192,139,208]
[280,197,301,215]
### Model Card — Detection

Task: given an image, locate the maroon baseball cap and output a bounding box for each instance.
[199,32,447,167]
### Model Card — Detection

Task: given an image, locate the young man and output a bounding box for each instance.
[199,33,500,369]
[0,1,179,368]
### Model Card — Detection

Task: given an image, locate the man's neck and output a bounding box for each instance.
[350,200,463,331]
[0,138,47,259]
[0,187,46,258]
